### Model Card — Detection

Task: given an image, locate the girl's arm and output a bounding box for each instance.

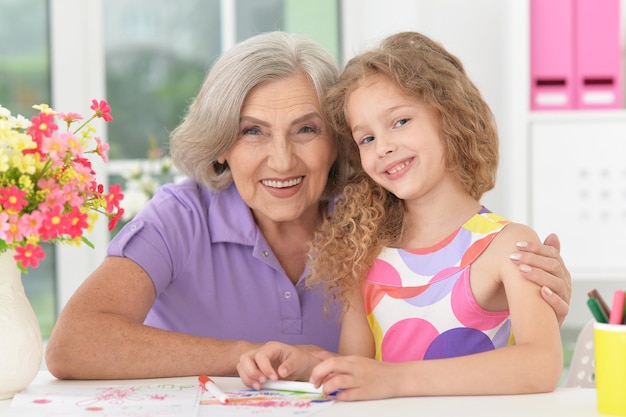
[310,224,563,400]
[513,233,571,324]
[337,286,376,357]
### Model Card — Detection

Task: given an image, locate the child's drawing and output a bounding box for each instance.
[10,383,199,417]
[198,389,334,416]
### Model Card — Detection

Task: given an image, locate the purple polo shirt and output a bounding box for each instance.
[108,179,340,352]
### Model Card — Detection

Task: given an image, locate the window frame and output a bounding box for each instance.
[50,0,109,308]
[49,0,241,308]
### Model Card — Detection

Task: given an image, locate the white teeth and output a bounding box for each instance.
[387,161,409,174]
[262,177,303,188]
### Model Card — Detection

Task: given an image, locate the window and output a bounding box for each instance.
[0,0,56,338]
[104,0,222,160]
[104,0,340,189]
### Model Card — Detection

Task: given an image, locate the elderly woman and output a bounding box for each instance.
[45,31,571,380]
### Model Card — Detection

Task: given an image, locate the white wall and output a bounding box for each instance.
[341,0,520,219]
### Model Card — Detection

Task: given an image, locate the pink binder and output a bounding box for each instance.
[530,0,575,110]
[575,0,622,109]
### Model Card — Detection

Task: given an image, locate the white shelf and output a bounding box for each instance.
[529,110,626,123]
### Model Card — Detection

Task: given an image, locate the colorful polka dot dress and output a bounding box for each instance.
[363,207,513,362]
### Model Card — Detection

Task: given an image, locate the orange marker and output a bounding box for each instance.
[199,374,230,404]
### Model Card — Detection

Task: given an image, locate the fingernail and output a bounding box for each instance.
[519,264,531,273]
[516,241,528,248]
[509,252,521,260]
[542,286,553,296]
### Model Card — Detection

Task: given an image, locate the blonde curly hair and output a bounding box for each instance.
[307,32,499,312]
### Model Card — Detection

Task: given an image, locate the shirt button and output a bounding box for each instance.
[284,291,292,299]
[130,224,137,231]
[262,251,269,257]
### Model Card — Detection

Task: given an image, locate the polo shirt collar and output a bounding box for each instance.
[206,182,339,246]
[207,182,258,245]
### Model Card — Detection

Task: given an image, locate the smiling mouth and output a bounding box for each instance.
[386,160,411,175]
[261,177,303,188]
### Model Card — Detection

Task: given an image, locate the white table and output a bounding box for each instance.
[0,371,601,416]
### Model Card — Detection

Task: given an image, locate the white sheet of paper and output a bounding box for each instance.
[9,382,200,417]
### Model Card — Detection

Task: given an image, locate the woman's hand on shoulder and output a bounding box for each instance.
[509,233,571,325]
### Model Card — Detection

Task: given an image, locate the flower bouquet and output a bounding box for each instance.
[0,99,124,271]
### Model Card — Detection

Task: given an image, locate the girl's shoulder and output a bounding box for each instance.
[496,221,540,246]
[479,221,541,273]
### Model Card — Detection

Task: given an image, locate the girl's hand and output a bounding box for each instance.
[310,356,400,401]
[510,233,571,325]
[237,342,323,389]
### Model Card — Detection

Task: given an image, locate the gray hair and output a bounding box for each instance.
[170,31,351,199]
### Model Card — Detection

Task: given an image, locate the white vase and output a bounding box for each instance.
[0,249,43,400]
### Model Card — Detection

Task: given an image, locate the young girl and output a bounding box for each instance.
[237,31,563,401]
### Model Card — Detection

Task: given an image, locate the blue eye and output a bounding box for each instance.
[298,125,319,134]
[360,136,374,145]
[241,127,261,136]
[394,118,409,128]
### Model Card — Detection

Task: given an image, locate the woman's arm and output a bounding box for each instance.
[45,256,259,379]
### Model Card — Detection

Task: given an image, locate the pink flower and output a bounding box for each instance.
[61,184,85,208]
[39,207,63,241]
[108,208,125,231]
[14,243,46,269]
[37,177,59,192]
[90,99,113,122]
[18,212,44,239]
[105,184,124,213]
[27,112,58,147]
[93,136,110,162]
[40,206,67,241]
[41,131,71,162]
[65,206,89,239]
[72,162,97,191]
[65,133,84,158]
[3,214,23,243]
[0,185,29,213]
[74,156,94,174]
[0,212,11,242]
[57,111,83,126]
[39,189,65,213]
